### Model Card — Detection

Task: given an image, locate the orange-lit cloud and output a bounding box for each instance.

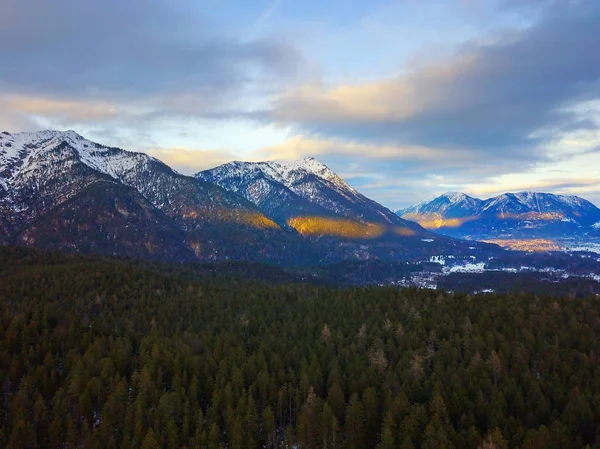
[271,55,476,125]
[1,95,119,122]
[146,147,240,174]
[255,135,463,162]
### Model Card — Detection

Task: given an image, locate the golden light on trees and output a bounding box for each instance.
[401,213,479,229]
[287,216,385,239]
[393,226,417,236]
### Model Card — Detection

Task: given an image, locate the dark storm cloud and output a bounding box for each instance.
[0,0,299,102]
[270,0,600,159]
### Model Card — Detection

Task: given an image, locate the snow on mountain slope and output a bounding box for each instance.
[1,130,502,263]
[398,191,600,240]
[196,158,412,229]
[480,192,600,224]
[1,130,148,181]
[1,130,122,232]
[399,192,483,218]
[16,180,195,262]
[0,130,313,263]
[0,130,268,220]
[198,158,351,194]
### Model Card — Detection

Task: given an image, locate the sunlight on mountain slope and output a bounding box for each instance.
[393,226,417,236]
[287,216,385,239]
[402,214,478,229]
[182,208,279,229]
[483,239,562,252]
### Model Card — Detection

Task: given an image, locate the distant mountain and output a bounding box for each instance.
[398,191,600,240]
[399,192,484,228]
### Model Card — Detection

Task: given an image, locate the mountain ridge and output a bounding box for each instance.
[1,130,495,263]
[196,158,414,230]
[0,130,309,263]
[398,191,600,240]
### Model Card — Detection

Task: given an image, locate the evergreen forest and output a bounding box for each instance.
[1,247,599,448]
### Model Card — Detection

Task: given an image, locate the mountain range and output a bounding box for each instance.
[398,191,600,240]
[0,130,494,265]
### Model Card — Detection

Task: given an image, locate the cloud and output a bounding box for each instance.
[257,135,440,160]
[1,0,599,210]
[268,0,600,160]
[255,134,546,177]
[146,147,240,175]
[582,146,600,155]
[465,178,600,199]
[0,95,119,123]
[0,0,301,113]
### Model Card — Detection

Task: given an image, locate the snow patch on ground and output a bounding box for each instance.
[446,262,486,273]
[429,255,454,265]
[564,242,600,254]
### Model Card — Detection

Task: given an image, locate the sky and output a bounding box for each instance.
[1,0,599,209]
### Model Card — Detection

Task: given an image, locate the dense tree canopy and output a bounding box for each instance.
[0,247,599,448]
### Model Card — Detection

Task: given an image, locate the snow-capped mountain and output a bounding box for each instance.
[400,192,484,225]
[196,158,413,228]
[197,160,506,261]
[0,130,499,264]
[0,130,305,262]
[398,191,600,240]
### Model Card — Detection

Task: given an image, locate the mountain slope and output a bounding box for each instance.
[17,180,194,261]
[398,191,600,240]
[197,160,335,227]
[196,159,502,262]
[0,130,308,263]
[196,158,420,232]
[400,192,484,228]
[1,130,499,264]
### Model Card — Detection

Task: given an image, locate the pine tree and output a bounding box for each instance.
[262,406,276,447]
[378,411,396,449]
[207,423,221,449]
[345,393,365,449]
[141,428,161,449]
[478,428,508,448]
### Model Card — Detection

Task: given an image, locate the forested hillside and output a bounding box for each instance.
[1,248,599,448]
